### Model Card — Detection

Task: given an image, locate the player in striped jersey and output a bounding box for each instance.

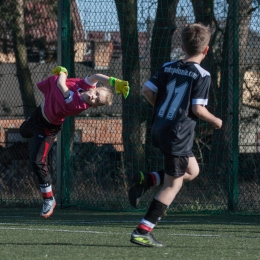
[130,23,222,247]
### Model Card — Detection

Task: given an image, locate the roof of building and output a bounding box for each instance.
[0,0,85,45]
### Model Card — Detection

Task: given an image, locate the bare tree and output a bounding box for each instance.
[0,0,37,118]
[194,0,254,210]
[190,0,220,165]
[220,0,253,209]
[141,0,180,171]
[114,0,145,173]
[150,0,179,75]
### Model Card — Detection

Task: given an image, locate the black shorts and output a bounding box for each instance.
[164,153,194,177]
[20,106,62,138]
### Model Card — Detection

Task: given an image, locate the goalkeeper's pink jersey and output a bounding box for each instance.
[37,75,96,125]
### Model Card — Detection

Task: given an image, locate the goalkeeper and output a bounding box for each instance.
[19,66,130,219]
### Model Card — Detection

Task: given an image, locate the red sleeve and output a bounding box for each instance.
[37,75,58,92]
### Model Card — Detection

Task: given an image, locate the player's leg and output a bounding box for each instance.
[183,155,200,182]
[19,108,39,138]
[130,155,187,247]
[154,155,187,206]
[30,129,57,218]
[130,198,167,248]
[153,156,199,205]
[128,155,199,208]
[128,170,164,208]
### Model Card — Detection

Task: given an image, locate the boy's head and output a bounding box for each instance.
[181,23,211,57]
[83,87,113,108]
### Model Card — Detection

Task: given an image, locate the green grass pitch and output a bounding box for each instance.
[0,208,260,260]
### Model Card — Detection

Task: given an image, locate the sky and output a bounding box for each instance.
[76,0,260,33]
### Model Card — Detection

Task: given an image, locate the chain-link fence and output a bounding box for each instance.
[1,0,260,214]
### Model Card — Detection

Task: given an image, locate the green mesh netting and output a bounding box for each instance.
[1,0,260,214]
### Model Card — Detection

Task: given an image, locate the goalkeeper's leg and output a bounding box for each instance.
[19,108,39,138]
[31,132,56,218]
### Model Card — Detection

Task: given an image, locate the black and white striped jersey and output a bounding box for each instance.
[145,59,211,156]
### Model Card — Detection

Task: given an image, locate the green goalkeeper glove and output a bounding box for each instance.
[109,77,130,99]
[52,66,68,76]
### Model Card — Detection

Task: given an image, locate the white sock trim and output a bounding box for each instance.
[140,218,155,228]
[152,172,160,186]
[40,184,52,193]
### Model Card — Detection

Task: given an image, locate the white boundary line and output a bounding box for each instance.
[0,227,118,234]
[0,219,257,225]
[0,220,190,225]
[1,227,260,239]
[0,227,223,237]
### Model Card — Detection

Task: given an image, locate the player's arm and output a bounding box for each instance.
[57,72,70,98]
[192,104,222,129]
[87,74,130,99]
[51,66,70,98]
[87,74,109,85]
[142,85,157,106]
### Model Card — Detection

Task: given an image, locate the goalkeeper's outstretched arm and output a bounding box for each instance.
[87,74,130,99]
[87,74,110,85]
[52,66,130,99]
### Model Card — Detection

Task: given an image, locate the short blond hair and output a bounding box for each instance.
[181,23,211,56]
[97,86,113,106]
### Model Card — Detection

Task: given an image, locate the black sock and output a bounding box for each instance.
[158,169,165,185]
[137,199,168,234]
[144,198,168,224]
[147,174,154,187]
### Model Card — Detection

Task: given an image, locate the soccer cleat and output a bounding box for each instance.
[128,171,149,208]
[130,229,166,247]
[40,197,56,218]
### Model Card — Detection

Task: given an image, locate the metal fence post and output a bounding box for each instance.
[228,0,239,210]
[231,0,239,209]
[56,0,71,209]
